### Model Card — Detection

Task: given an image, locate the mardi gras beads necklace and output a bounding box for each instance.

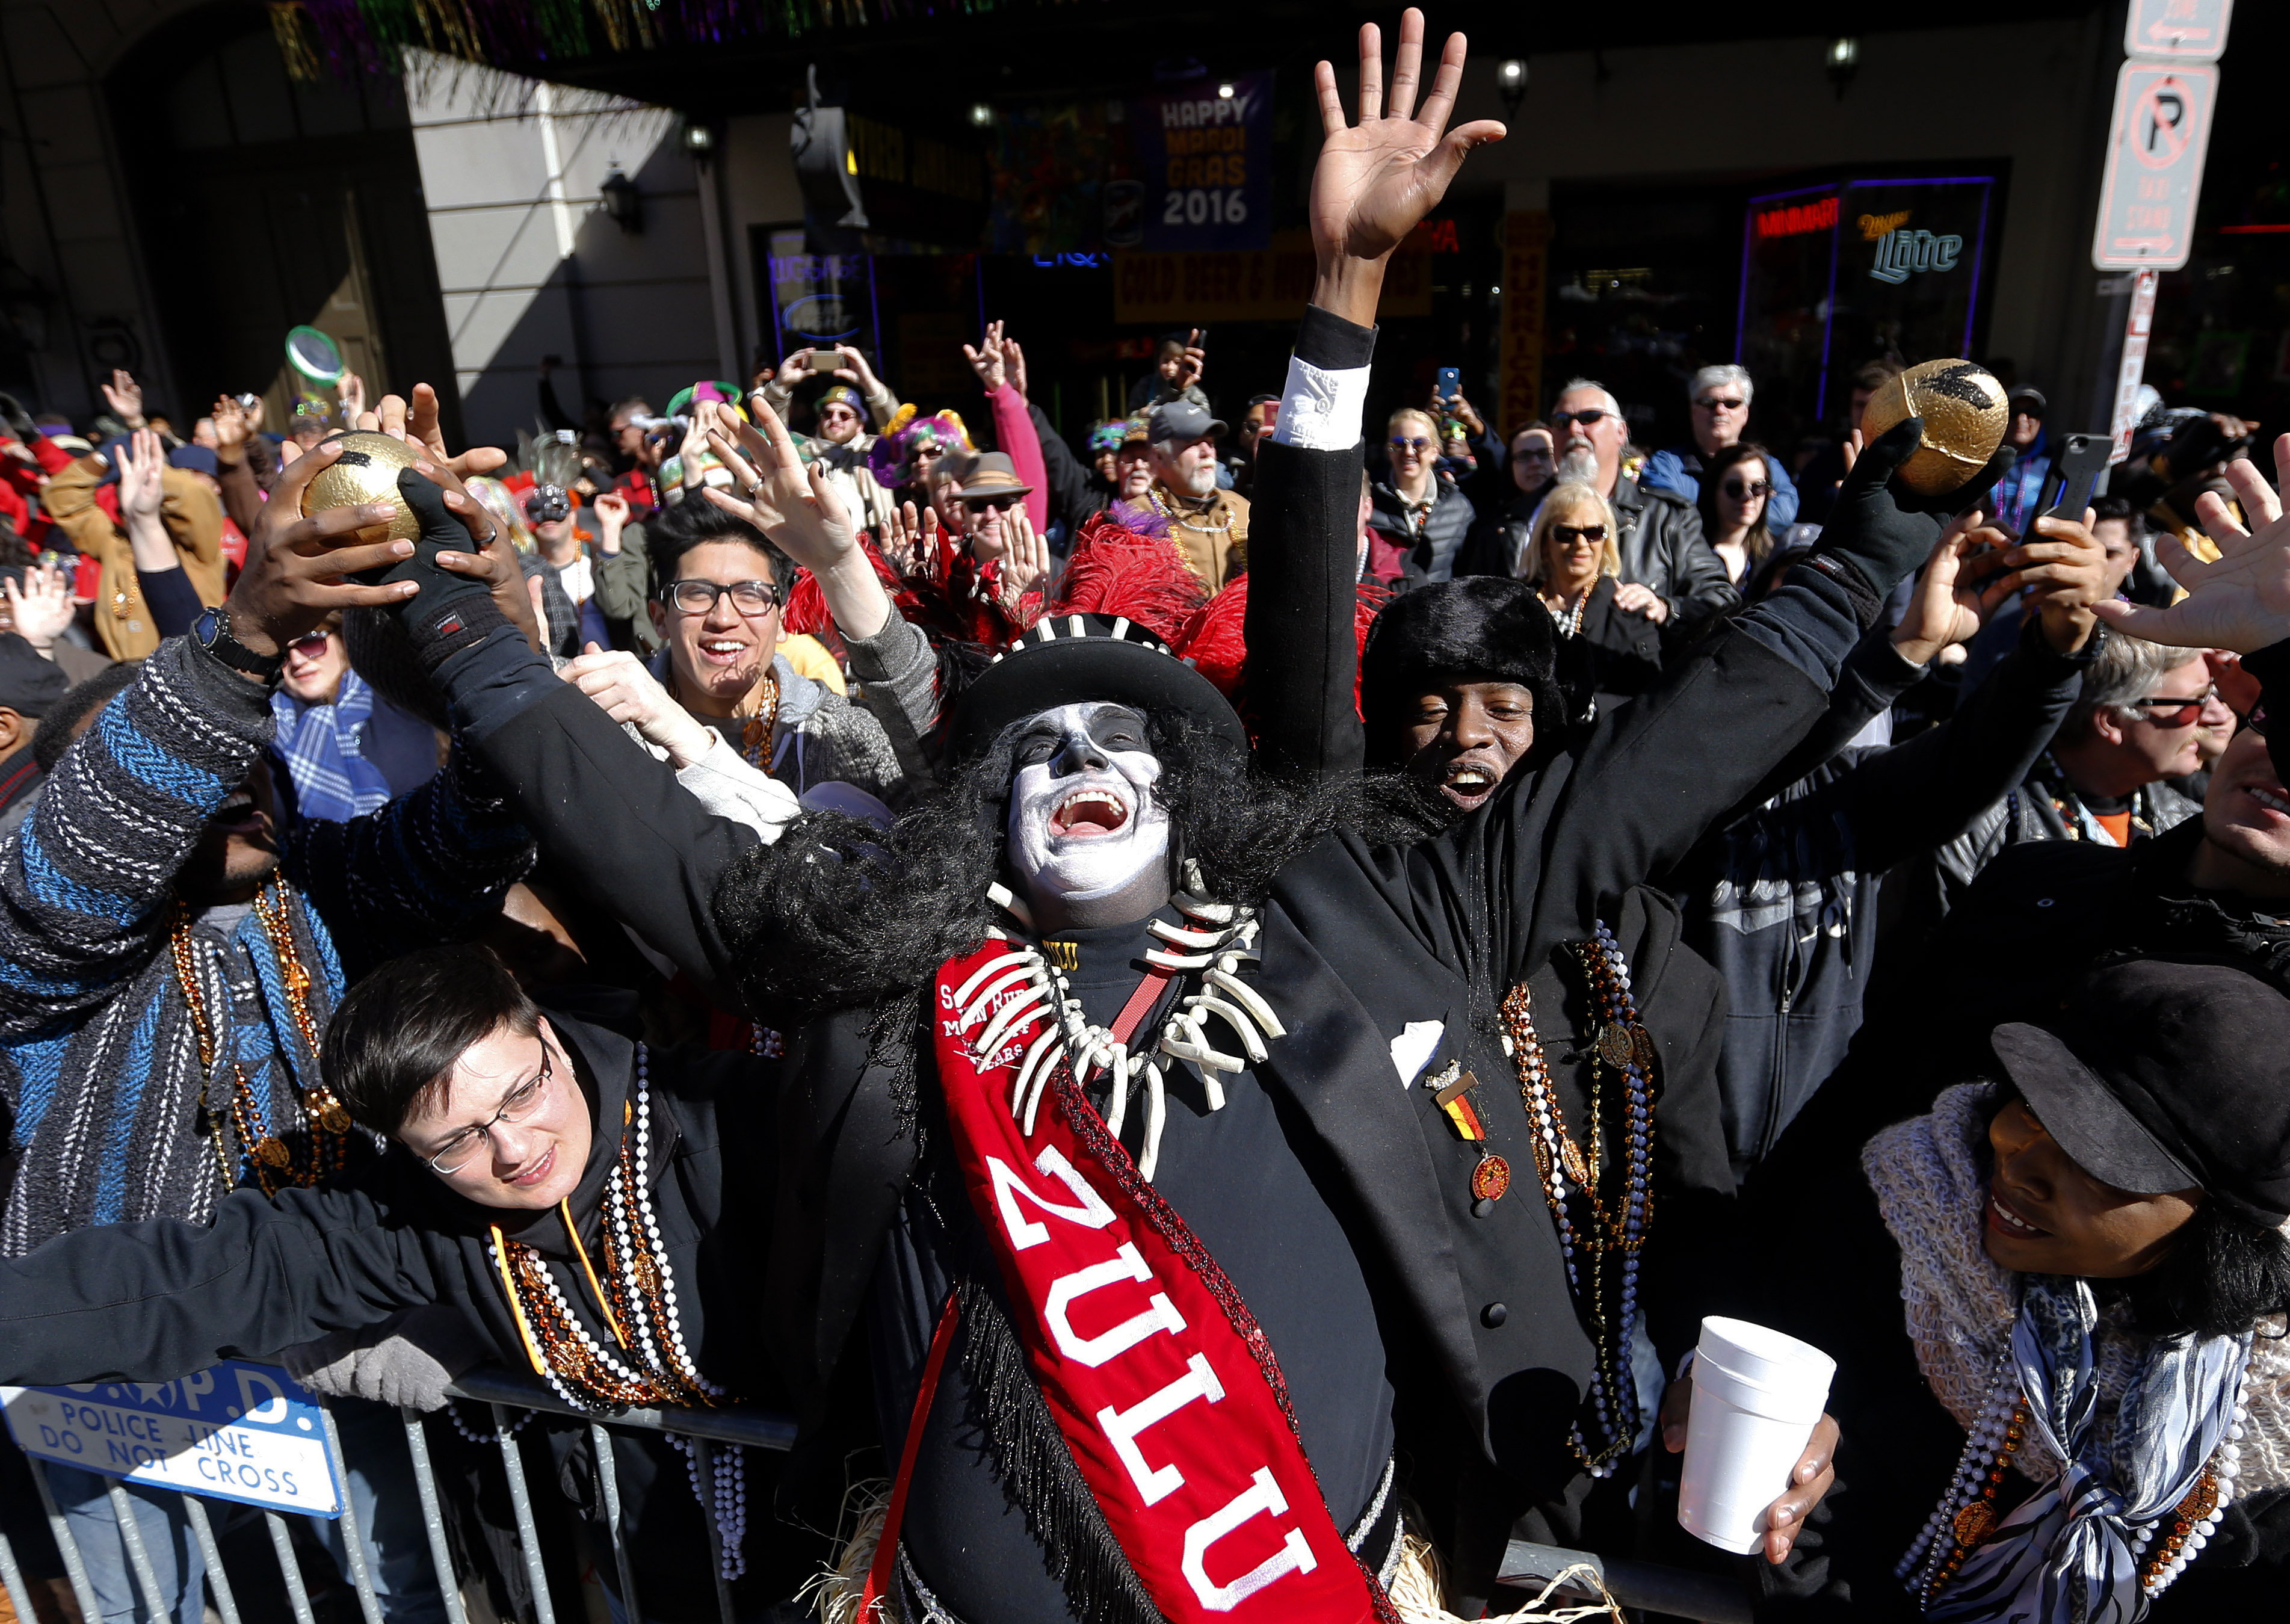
[1499,921,1656,1477]
[170,880,354,1197]
[488,1047,747,1578]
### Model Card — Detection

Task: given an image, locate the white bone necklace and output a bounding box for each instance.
[953,860,1286,1181]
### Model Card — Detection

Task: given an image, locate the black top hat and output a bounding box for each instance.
[948,614,1244,764]
[1990,956,2290,1227]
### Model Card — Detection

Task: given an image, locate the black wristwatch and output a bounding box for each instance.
[190,605,285,685]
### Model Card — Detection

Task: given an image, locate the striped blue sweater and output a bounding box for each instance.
[0,637,533,1253]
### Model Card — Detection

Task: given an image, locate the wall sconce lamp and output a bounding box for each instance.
[1827,37,1860,100]
[600,167,642,234]
[1496,58,1528,120]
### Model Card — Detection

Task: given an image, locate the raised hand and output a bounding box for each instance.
[594,488,631,555]
[778,349,819,383]
[221,440,421,659]
[2093,437,2290,655]
[1170,329,1205,395]
[963,321,1008,393]
[1309,10,1504,324]
[1891,513,2013,666]
[101,369,146,430]
[1004,339,1029,403]
[703,399,892,640]
[881,499,934,576]
[338,372,369,421]
[5,558,76,652]
[832,344,881,395]
[117,427,168,525]
[998,506,1050,611]
[210,395,252,454]
[405,383,506,478]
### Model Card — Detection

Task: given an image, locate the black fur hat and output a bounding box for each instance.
[1360,578,1566,765]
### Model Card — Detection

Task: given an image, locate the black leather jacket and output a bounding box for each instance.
[1611,474,1737,637]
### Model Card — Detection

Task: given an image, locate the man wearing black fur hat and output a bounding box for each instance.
[240,15,2012,1618]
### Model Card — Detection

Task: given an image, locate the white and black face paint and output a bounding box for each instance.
[1005,702,1171,915]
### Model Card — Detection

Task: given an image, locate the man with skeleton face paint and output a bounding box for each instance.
[331,14,2020,1619]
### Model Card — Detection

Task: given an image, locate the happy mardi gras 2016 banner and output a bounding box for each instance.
[1124,72,1273,254]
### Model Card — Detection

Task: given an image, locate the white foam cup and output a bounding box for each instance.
[1676,1316,1837,1555]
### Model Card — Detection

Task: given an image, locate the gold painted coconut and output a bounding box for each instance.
[1859,359,2008,496]
[299,431,422,543]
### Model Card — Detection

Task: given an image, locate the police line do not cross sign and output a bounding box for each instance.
[2,1361,346,1517]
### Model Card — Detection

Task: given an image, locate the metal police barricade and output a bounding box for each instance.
[0,1362,796,1624]
[0,1363,1751,1623]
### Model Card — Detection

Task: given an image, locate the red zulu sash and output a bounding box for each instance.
[932,942,1388,1623]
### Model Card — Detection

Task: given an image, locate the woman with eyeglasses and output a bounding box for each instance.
[1700,440,1791,601]
[1516,480,1662,715]
[1368,405,1480,583]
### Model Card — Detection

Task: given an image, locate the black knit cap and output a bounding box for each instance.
[948,613,1245,764]
[1359,578,1565,762]
[0,632,67,718]
[1990,957,2290,1227]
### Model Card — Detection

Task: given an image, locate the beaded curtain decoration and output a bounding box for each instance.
[169,880,354,1198]
[488,1048,748,1579]
[1499,921,1656,1478]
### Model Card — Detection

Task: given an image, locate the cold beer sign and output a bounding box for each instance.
[2,1361,345,1516]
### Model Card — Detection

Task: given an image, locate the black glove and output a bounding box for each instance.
[1812,418,2018,611]
[383,466,510,668]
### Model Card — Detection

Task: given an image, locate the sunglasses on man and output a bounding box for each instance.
[1694,397,1747,413]
[1549,409,1611,430]
[2125,686,2221,729]
[963,493,1024,513]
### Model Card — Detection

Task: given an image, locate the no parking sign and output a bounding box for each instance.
[2,1361,346,1517]
[2091,60,2218,271]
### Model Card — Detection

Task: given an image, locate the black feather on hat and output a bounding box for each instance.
[1360,578,1566,767]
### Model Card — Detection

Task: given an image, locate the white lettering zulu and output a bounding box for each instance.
[988,1145,1117,1250]
[1094,1352,1227,1505]
[1180,1467,1318,1611]
[1044,1243,1186,1366]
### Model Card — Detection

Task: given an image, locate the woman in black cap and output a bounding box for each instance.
[1732,954,2290,1621]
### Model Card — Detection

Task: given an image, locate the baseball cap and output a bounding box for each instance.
[1147,400,1226,444]
[1989,957,2290,1226]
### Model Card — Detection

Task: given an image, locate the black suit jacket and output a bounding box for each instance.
[419,441,1862,1536]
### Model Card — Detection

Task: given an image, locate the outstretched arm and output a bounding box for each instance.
[0,1184,440,1386]
[2093,436,2290,789]
[0,446,416,1036]
[1246,10,1502,780]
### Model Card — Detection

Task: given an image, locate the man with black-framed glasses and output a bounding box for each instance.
[615,490,931,808]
